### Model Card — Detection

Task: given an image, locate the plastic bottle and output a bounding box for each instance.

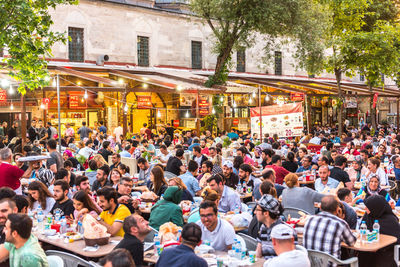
[360,221,368,243]
[77,221,84,235]
[384,156,389,167]
[360,174,366,187]
[177,229,182,242]
[235,241,242,260]
[37,205,44,232]
[373,220,380,242]
[236,183,242,194]
[232,238,237,252]
[154,233,161,246]
[234,204,240,214]
[242,181,247,194]
[60,216,67,234]
[54,210,61,223]
[311,169,316,180]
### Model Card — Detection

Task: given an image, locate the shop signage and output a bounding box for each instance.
[233,118,239,125]
[344,97,357,108]
[250,103,304,137]
[137,96,152,109]
[290,93,304,101]
[238,122,248,131]
[173,120,180,127]
[199,99,209,116]
[0,90,6,102]
[180,94,196,106]
[42,98,50,109]
[186,120,196,129]
[69,94,87,109]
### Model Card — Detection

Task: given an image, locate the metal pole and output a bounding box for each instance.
[57,74,62,154]
[397,98,399,134]
[258,85,262,139]
[305,94,310,134]
[196,90,200,136]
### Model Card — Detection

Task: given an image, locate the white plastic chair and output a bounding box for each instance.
[237,233,257,251]
[47,255,64,267]
[307,249,358,267]
[45,250,98,267]
[235,234,247,251]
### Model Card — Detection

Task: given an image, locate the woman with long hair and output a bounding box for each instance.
[93,154,108,168]
[149,166,168,197]
[110,169,122,188]
[27,181,55,215]
[168,177,194,202]
[72,190,101,222]
[117,164,130,177]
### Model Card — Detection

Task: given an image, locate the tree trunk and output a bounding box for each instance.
[21,94,26,147]
[207,39,236,87]
[369,83,377,131]
[122,91,128,137]
[335,69,344,136]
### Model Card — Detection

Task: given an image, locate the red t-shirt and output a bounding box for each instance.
[265,164,290,185]
[0,163,24,190]
[345,150,360,156]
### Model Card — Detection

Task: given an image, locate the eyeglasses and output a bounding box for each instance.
[200,213,215,219]
[121,183,133,188]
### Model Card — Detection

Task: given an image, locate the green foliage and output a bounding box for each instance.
[0,0,77,94]
[211,94,224,117]
[190,0,327,87]
[201,115,218,133]
[142,151,152,162]
[222,137,231,148]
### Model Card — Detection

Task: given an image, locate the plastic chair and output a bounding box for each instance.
[237,233,257,251]
[389,180,397,200]
[236,234,247,251]
[47,255,64,267]
[307,249,358,267]
[283,207,310,220]
[45,250,98,267]
[144,226,159,242]
[246,202,257,213]
[193,197,203,204]
[394,244,400,266]
[164,171,177,180]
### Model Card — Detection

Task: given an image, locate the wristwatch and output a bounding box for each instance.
[96,216,101,221]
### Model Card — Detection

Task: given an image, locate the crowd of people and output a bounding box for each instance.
[0,120,398,266]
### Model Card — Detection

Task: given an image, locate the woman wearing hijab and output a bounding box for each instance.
[355,175,394,205]
[359,195,400,267]
[347,156,368,182]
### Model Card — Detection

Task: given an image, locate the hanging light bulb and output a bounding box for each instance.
[212,107,216,114]
[124,105,129,112]
[52,79,57,87]
[1,79,9,88]
[185,110,190,118]
[84,90,88,99]
[157,110,161,118]
[114,101,117,106]
[265,95,270,101]
[10,103,14,110]
[220,96,224,102]
[233,101,237,108]
[143,83,148,89]
[118,78,124,85]
[8,85,14,95]
[40,103,45,109]
[177,85,183,91]
[81,98,84,103]
[249,98,253,104]
[252,91,256,98]
[77,81,82,86]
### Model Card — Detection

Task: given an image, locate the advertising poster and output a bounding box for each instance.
[250,103,304,137]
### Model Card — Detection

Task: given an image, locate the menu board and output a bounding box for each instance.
[250,103,304,137]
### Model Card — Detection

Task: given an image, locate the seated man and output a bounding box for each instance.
[92,165,112,193]
[196,201,235,251]
[255,194,285,259]
[263,224,310,267]
[50,180,75,218]
[116,177,138,213]
[0,199,18,244]
[115,214,151,267]
[156,223,207,267]
[0,214,48,266]
[314,165,339,193]
[239,163,262,200]
[96,186,131,237]
[99,248,135,267]
[207,174,241,213]
[303,195,356,260]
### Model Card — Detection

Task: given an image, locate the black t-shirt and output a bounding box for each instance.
[46,151,63,171]
[50,199,75,217]
[330,166,351,185]
[115,233,144,267]
[99,148,113,162]
[165,156,182,176]
[282,161,298,173]
[224,172,239,189]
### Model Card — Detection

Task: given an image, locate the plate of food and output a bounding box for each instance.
[62,232,83,241]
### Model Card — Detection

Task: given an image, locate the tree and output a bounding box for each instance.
[0,0,77,94]
[190,0,327,87]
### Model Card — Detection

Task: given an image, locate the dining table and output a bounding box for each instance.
[342,233,397,252]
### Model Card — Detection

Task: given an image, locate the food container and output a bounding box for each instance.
[84,234,110,246]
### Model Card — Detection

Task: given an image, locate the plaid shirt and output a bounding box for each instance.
[303,211,356,259]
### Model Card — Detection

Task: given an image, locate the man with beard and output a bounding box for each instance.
[221,161,239,189]
[115,214,151,266]
[117,177,138,213]
[0,199,17,244]
[50,180,75,218]
[0,214,48,266]
[96,186,131,237]
[92,165,112,193]
[239,163,262,200]
[207,174,241,213]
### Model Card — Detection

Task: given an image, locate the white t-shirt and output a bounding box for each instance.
[197,218,235,251]
[263,250,310,267]
[160,152,172,163]
[29,197,56,216]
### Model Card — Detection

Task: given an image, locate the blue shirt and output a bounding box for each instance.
[227,132,239,139]
[156,244,207,267]
[188,143,200,151]
[296,165,312,173]
[218,185,241,213]
[99,125,107,134]
[314,177,339,193]
[394,167,400,181]
[179,172,201,196]
[120,151,131,158]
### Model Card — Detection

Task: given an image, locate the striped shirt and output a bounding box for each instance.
[303,211,356,259]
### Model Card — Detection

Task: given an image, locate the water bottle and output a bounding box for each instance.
[77,221,84,235]
[154,233,161,246]
[232,238,237,252]
[242,181,246,194]
[234,204,240,214]
[384,157,389,167]
[360,174,366,187]
[235,242,242,260]
[37,205,44,232]
[360,221,367,243]
[60,216,67,234]
[236,183,242,194]
[311,169,316,181]
[54,210,61,223]
[177,229,182,242]
[373,220,380,242]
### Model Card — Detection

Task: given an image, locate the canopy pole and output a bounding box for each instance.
[57,74,62,154]
[305,94,310,134]
[258,85,262,139]
[397,97,399,134]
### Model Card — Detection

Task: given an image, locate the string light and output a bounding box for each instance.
[185,110,190,118]
[143,83,148,89]
[77,81,82,86]
[40,103,45,109]
[10,103,14,110]
[249,98,253,104]
[124,105,128,112]
[220,96,224,102]
[157,110,161,118]
[118,78,124,85]
[265,95,270,101]
[84,90,88,99]
[252,91,256,98]
[212,107,216,114]
[8,85,14,95]
[233,101,237,108]
[1,79,9,88]
[114,101,117,106]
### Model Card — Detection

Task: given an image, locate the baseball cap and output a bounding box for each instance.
[257,194,281,215]
[271,224,295,240]
[181,223,202,244]
[222,160,233,169]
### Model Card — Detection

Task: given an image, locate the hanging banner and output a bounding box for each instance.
[250,103,304,137]
[198,98,209,116]
[0,90,6,103]
[137,95,152,109]
[373,93,378,108]
[344,97,357,108]
[290,93,304,101]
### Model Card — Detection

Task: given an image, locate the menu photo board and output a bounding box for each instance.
[0,90,6,102]
[137,95,152,109]
[250,103,304,137]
